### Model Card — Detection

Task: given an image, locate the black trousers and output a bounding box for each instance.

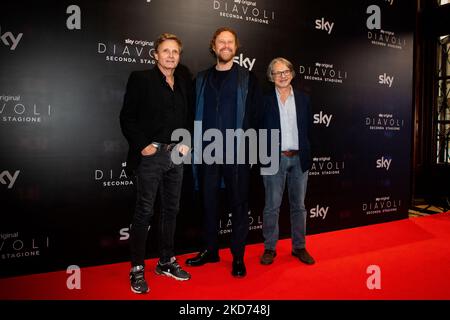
[130,150,183,266]
[200,164,250,259]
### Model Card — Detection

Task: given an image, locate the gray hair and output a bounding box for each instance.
[266,57,296,82]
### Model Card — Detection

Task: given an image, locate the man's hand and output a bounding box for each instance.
[141,144,157,156]
[177,144,190,156]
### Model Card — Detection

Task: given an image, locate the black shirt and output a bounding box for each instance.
[212,68,231,90]
[153,67,186,144]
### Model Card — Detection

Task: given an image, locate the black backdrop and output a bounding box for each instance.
[0,0,415,277]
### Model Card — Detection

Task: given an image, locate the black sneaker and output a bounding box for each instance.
[155,257,191,281]
[129,265,149,294]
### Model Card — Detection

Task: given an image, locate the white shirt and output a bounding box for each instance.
[275,86,299,151]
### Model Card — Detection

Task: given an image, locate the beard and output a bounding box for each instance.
[216,49,236,63]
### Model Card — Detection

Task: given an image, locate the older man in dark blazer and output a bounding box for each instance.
[259,57,315,266]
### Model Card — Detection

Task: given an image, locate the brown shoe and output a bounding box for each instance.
[292,248,315,265]
[260,249,277,265]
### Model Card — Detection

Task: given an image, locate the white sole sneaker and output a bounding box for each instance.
[155,269,191,281]
[130,286,150,294]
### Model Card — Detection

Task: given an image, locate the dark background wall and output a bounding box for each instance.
[0,0,415,277]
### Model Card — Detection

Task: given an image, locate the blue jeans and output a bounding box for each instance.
[130,149,183,266]
[262,154,308,251]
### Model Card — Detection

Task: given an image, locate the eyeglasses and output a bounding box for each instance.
[272,70,291,78]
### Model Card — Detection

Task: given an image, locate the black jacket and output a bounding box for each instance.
[120,67,193,171]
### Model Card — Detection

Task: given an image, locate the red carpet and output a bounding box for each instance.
[1,212,450,300]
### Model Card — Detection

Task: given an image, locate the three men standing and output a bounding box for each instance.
[120,29,314,294]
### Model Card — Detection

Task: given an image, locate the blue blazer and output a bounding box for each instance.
[260,87,313,173]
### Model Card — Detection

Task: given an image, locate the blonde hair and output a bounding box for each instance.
[155,33,183,53]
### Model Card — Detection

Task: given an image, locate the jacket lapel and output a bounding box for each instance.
[271,89,281,129]
[293,90,303,132]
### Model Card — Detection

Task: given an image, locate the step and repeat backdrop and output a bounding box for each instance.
[0,0,414,277]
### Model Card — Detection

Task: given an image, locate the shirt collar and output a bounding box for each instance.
[155,65,178,84]
[275,85,294,98]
